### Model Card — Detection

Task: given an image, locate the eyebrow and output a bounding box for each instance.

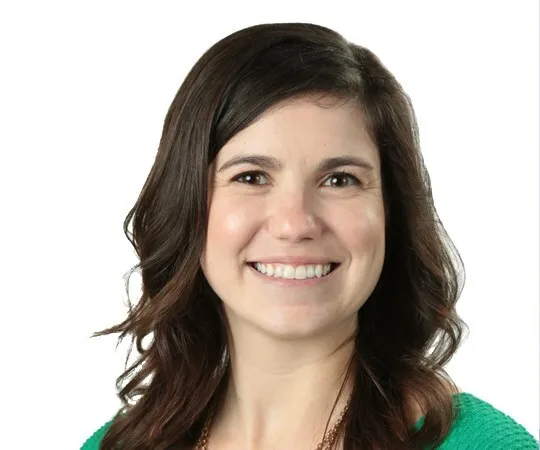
[216,154,376,174]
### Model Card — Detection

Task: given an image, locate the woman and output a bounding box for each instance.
[82,23,537,449]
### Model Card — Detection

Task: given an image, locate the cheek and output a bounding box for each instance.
[205,195,258,258]
[337,203,385,254]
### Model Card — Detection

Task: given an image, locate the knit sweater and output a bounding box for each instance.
[81,392,538,449]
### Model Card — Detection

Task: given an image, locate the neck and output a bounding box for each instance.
[210,316,357,449]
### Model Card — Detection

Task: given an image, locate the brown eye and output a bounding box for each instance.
[323,172,361,188]
[233,171,269,185]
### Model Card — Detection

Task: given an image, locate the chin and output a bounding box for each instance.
[223,296,358,342]
[258,322,325,340]
[248,307,345,340]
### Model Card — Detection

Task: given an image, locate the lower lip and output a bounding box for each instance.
[246,263,341,287]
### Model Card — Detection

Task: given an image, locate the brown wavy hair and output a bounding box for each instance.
[92,22,467,449]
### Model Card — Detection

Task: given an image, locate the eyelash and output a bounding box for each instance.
[231,170,363,188]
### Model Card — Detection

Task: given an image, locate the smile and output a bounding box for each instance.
[247,262,340,283]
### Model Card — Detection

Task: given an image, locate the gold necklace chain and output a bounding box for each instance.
[194,402,349,450]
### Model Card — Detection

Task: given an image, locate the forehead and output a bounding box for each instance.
[215,96,379,166]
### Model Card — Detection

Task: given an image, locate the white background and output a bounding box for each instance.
[0,1,538,448]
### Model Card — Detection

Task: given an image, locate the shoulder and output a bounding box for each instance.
[438,392,538,449]
[80,419,113,450]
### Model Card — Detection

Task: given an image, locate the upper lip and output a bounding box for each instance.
[247,256,340,265]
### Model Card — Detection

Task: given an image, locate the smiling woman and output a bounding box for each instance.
[81,23,537,450]
[201,98,387,344]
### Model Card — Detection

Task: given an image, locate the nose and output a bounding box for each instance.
[267,191,323,242]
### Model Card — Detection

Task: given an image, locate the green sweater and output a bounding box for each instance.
[81,393,538,449]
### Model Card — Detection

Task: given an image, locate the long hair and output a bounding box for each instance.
[93,22,467,449]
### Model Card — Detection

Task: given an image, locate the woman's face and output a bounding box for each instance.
[201,97,385,339]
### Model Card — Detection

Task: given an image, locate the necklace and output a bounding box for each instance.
[194,401,349,450]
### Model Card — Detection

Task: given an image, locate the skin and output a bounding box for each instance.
[199,95,386,449]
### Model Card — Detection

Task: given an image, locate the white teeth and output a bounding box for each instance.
[251,263,334,279]
[294,266,307,279]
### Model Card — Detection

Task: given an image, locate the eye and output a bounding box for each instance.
[322,171,361,188]
[232,171,269,185]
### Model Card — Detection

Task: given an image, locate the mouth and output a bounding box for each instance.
[246,261,341,280]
